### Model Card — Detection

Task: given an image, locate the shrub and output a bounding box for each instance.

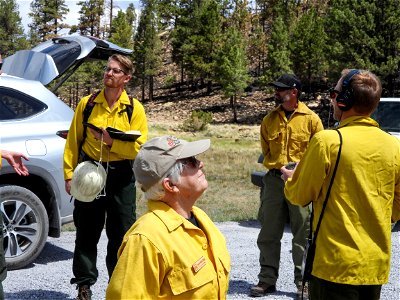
[162,75,176,89]
[181,110,213,132]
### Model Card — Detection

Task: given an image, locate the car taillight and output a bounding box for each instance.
[56,130,69,139]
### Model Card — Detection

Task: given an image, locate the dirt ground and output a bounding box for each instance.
[141,89,331,128]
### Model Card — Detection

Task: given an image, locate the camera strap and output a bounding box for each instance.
[311,129,343,241]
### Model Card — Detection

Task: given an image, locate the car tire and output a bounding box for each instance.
[0,185,49,270]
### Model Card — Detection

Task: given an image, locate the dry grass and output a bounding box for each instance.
[63,121,263,231]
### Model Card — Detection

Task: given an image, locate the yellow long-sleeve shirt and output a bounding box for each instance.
[284,116,400,285]
[260,101,323,170]
[106,201,231,300]
[63,89,148,180]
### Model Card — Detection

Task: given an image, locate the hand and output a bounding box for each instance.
[1,149,29,176]
[65,179,72,195]
[280,164,297,182]
[89,127,113,147]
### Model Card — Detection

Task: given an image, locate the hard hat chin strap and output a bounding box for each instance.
[96,133,109,199]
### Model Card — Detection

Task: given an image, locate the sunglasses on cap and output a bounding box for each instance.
[180,156,201,169]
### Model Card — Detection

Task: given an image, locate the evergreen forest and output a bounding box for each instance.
[1,0,400,109]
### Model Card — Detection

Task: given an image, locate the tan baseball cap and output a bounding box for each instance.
[133,135,210,191]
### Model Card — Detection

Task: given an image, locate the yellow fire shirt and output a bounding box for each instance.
[260,101,323,170]
[63,89,148,180]
[285,116,400,285]
[106,201,231,299]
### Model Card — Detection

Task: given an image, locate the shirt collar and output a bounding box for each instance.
[148,200,196,232]
[94,89,131,106]
[337,115,379,129]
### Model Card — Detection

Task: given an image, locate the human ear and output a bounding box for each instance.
[162,178,177,192]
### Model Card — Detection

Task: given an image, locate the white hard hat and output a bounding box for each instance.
[70,161,107,202]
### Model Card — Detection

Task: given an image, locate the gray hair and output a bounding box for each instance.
[136,161,184,201]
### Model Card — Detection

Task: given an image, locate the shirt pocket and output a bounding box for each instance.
[288,132,309,159]
[267,131,283,158]
[167,261,216,295]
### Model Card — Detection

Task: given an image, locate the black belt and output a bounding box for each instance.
[80,151,132,169]
[268,169,282,177]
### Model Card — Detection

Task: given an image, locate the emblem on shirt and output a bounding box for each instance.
[192,256,206,273]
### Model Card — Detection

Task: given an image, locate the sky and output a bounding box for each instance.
[16,0,140,33]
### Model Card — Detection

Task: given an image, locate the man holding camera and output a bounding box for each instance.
[282,69,400,300]
[251,74,323,298]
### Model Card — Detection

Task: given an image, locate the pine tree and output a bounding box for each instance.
[290,7,328,92]
[133,0,162,101]
[0,0,29,57]
[126,3,137,35]
[325,0,400,95]
[109,10,134,49]
[216,26,250,122]
[182,0,222,93]
[28,0,69,41]
[261,15,292,86]
[77,0,105,37]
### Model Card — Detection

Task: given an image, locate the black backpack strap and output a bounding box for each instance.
[83,90,101,123]
[79,91,101,158]
[125,95,134,122]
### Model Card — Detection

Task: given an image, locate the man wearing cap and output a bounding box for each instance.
[251,74,323,298]
[106,135,230,299]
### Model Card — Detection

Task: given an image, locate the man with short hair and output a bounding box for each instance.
[251,74,323,298]
[106,135,230,299]
[282,69,400,300]
[64,54,148,300]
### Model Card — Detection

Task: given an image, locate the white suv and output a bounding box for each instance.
[371,98,400,139]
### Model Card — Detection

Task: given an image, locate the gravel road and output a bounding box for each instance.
[3,221,400,300]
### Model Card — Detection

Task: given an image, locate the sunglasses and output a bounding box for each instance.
[329,88,340,99]
[274,87,291,92]
[180,156,201,169]
[104,66,127,75]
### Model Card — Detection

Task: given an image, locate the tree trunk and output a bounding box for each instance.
[207,80,212,94]
[109,0,113,37]
[141,76,145,101]
[230,95,238,123]
[149,76,154,101]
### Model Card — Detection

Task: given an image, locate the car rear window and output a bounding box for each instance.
[372,101,400,133]
[0,88,47,120]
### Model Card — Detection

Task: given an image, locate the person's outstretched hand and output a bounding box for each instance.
[1,149,29,176]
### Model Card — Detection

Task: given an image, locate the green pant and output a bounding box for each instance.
[310,276,382,300]
[256,171,310,285]
[70,160,136,287]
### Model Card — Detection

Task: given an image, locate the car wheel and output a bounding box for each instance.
[0,185,49,270]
